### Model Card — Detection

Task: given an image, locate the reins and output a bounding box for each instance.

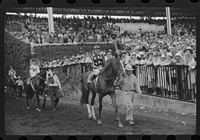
[37,73,46,81]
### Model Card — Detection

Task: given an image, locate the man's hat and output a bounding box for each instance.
[166,52,172,57]
[185,46,193,54]
[131,52,137,55]
[161,54,166,58]
[121,50,127,54]
[186,46,192,50]
[125,64,134,71]
[175,52,182,58]
[94,45,100,50]
[18,76,21,79]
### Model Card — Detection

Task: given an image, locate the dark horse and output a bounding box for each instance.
[25,69,47,112]
[80,54,125,127]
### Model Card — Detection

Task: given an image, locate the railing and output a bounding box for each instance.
[45,63,196,103]
[134,64,196,103]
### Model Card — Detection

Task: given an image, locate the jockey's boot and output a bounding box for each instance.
[91,74,97,84]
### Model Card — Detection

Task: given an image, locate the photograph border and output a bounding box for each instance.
[0,0,199,140]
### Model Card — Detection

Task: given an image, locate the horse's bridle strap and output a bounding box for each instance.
[37,75,46,81]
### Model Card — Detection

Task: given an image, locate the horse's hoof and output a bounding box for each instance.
[36,108,40,111]
[92,116,97,120]
[27,107,30,110]
[97,120,102,125]
[88,114,93,120]
[118,123,124,128]
[38,109,41,112]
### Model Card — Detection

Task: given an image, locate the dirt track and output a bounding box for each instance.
[5,92,196,135]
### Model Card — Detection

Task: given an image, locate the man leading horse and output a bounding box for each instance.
[80,46,125,128]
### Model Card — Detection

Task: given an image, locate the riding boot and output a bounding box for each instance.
[91,74,97,83]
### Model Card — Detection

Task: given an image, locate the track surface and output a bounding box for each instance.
[5,93,196,135]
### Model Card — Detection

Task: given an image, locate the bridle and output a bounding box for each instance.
[101,58,121,81]
[37,71,47,81]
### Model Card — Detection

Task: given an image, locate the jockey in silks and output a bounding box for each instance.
[88,45,105,84]
[27,60,40,85]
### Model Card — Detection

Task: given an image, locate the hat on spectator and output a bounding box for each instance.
[121,50,127,54]
[175,52,182,58]
[94,45,100,50]
[185,46,193,54]
[125,64,134,71]
[166,52,172,57]
[161,54,166,58]
[131,52,137,55]
[186,46,192,51]
[18,76,21,79]
[139,51,145,56]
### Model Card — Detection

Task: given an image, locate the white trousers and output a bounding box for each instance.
[122,91,135,121]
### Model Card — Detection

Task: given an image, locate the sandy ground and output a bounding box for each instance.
[5,92,196,135]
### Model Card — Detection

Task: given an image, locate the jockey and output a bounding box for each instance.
[8,66,17,80]
[88,45,105,84]
[27,60,40,84]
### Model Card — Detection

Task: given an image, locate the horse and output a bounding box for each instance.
[80,53,125,127]
[25,69,48,112]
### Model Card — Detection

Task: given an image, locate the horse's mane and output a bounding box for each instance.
[99,58,113,75]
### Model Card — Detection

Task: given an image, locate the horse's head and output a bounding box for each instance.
[39,69,47,81]
[34,70,46,92]
[36,69,47,89]
[111,55,125,78]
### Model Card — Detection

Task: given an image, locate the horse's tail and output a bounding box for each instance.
[80,74,90,105]
[26,84,35,99]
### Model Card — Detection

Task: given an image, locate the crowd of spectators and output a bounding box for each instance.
[5,14,196,67]
[6,13,196,101]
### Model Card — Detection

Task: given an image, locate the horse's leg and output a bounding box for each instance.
[53,87,60,110]
[91,91,97,120]
[43,94,46,109]
[36,92,41,112]
[54,98,59,110]
[26,91,30,110]
[110,93,123,128]
[97,94,103,125]
[84,89,92,119]
[49,87,55,109]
